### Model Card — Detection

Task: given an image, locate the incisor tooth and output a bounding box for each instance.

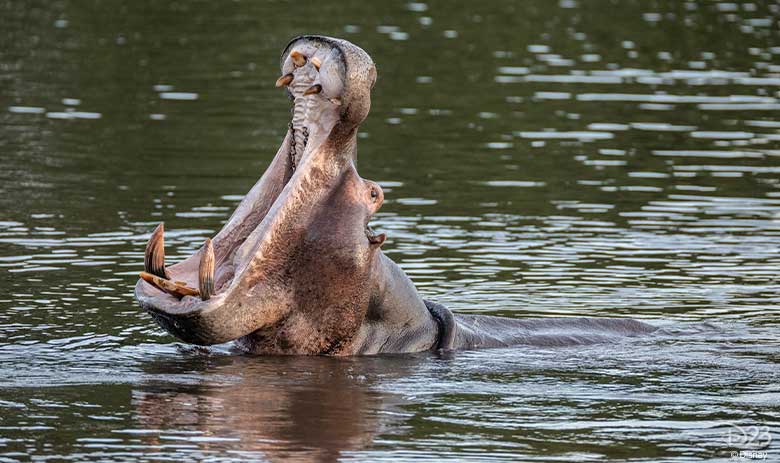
[140,272,200,299]
[290,50,306,67]
[311,56,322,70]
[303,84,322,96]
[144,223,168,279]
[275,73,294,87]
[199,238,215,301]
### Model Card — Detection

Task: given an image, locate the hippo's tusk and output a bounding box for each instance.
[311,56,322,70]
[198,238,215,301]
[275,73,294,87]
[144,223,168,279]
[303,84,322,96]
[290,50,306,67]
[140,271,200,299]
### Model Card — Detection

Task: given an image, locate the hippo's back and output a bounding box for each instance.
[452,314,657,349]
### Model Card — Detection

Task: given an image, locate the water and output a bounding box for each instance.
[1,0,779,460]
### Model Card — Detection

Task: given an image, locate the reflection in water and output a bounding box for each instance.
[132,355,409,463]
[1,0,780,460]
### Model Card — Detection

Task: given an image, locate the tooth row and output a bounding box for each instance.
[289,66,316,166]
[142,223,215,301]
[291,92,308,163]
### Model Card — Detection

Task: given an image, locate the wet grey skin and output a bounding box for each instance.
[134,35,657,355]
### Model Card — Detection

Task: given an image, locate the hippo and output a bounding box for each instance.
[134,35,656,355]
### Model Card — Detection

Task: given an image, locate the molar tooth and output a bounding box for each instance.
[290,50,306,67]
[311,56,322,70]
[199,238,215,301]
[303,84,322,96]
[275,73,294,87]
[329,98,342,106]
[144,223,168,279]
[140,272,200,299]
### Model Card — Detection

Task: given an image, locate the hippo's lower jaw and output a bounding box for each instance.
[134,36,657,355]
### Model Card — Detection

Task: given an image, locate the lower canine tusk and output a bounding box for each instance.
[199,238,215,301]
[144,223,168,279]
[140,272,200,299]
[303,84,322,96]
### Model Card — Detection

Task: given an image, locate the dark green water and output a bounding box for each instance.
[1,0,779,461]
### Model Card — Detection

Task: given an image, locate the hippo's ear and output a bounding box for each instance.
[368,233,386,248]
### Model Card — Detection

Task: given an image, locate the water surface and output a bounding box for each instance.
[1,0,779,461]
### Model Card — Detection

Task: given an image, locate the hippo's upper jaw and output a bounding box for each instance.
[134,36,388,354]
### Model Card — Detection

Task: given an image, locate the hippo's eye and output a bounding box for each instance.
[370,188,378,201]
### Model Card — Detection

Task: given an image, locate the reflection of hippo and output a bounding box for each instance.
[134,36,656,355]
[133,355,411,462]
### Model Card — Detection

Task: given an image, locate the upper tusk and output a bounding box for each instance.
[144,223,168,279]
[275,73,294,87]
[199,238,215,301]
[290,50,306,67]
[303,84,322,96]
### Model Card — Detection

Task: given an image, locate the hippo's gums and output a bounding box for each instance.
[134,36,657,355]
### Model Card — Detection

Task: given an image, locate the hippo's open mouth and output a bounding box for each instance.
[135,36,383,349]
